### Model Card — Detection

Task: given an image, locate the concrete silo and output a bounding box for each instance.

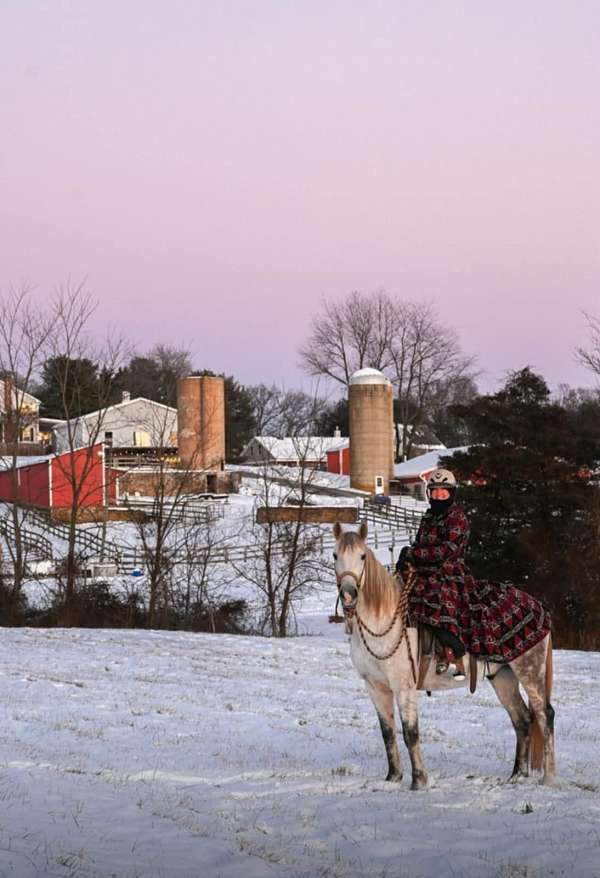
[177,376,225,470]
[348,368,394,494]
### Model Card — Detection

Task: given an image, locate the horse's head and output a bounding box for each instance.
[332,520,368,610]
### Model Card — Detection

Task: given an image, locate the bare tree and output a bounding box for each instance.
[164,513,234,630]
[299,291,476,460]
[576,312,600,378]
[233,438,328,636]
[45,283,129,621]
[147,344,193,406]
[247,384,283,435]
[248,384,330,437]
[389,301,476,459]
[425,372,479,447]
[299,290,397,386]
[120,376,232,629]
[0,286,53,613]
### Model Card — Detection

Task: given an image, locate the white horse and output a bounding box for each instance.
[333,522,555,789]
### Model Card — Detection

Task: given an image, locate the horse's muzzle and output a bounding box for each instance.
[339,580,358,609]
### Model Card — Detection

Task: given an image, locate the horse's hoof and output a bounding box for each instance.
[385,772,403,783]
[410,773,428,791]
[509,770,528,783]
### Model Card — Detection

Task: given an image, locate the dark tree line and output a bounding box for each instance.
[444,367,600,650]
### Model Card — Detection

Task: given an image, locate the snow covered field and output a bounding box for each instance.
[1,624,599,878]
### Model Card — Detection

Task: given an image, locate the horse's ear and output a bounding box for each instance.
[359,520,368,541]
[333,522,342,540]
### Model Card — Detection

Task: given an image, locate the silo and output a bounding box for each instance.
[348,368,394,494]
[199,375,226,470]
[177,376,226,470]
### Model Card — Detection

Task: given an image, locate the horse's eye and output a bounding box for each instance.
[361,554,366,561]
[333,552,337,560]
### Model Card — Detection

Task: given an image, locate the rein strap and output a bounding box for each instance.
[355,568,418,683]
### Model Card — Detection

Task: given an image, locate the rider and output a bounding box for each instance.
[396,468,468,680]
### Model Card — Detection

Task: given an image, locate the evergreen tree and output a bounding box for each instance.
[315,398,349,437]
[224,376,256,462]
[37,357,100,418]
[193,370,256,462]
[117,346,193,406]
[446,367,600,647]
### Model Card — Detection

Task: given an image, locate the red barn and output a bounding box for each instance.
[326,441,350,475]
[0,443,112,509]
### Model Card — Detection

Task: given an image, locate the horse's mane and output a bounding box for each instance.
[338,531,400,617]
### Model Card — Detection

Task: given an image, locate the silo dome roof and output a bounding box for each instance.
[349,367,391,386]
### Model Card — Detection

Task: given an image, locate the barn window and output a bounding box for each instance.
[133,429,151,447]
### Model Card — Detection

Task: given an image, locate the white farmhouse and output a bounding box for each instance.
[0,379,41,444]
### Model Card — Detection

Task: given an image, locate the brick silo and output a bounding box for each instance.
[348,368,394,494]
[177,376,226,470]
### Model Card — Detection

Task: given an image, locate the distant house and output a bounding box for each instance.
[392,448,468,499]
[241,436,348,469]
[0,379,42,446]
[52,395,177,454]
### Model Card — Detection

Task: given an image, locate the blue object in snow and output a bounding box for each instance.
[131,568,143,577]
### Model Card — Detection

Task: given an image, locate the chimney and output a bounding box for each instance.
[122,390,131,403]
[3,377,15,442]
[333,426,341,439]
[3,377,12,413]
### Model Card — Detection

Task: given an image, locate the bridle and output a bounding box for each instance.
[335,562,366,620]
[334,552,418,681]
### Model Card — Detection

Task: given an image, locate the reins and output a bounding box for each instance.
[336,559,418,684]
[356,568,418,682]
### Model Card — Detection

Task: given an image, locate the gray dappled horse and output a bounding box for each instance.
[333,522,555,789]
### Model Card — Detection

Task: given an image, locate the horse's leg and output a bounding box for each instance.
[395,688,428,791]
[511,635,555,785]
[488,665,532,779]
[364,678,403,782]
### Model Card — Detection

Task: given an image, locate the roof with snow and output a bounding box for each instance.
[396,424,446,449]
[349,368,391,386]
[393,447,469,481]
[0,455,51,471]
[243,436,349,462]
[52,397,176,433]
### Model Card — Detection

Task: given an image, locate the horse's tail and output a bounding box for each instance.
[545,632,553,703]
[529,633,553,772]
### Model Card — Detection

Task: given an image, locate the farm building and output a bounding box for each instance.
[0,379,42,446]
[392,447,468,499]
[0,443,110,510]
[241,436,348,469]
[52,395,177,454]
[325,439,350,474]
[326,429,446,479]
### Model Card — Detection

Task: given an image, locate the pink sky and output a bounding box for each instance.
[1,1,599,395]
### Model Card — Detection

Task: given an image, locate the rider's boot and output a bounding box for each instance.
[452,653,466,681]
[436,647,466,681]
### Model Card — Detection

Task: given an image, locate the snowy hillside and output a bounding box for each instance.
[1,626,598,878]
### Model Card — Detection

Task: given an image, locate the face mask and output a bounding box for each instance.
[429,496,454,515]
